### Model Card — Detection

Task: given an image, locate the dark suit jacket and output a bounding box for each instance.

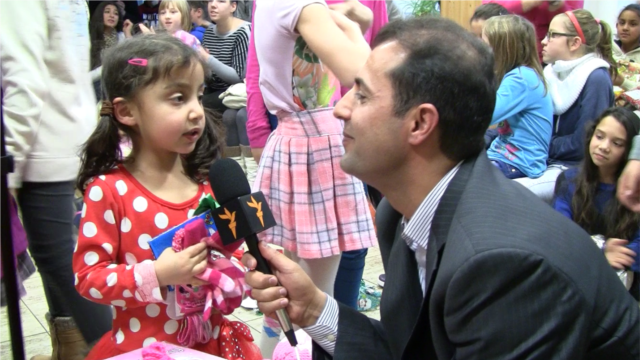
[314,153,639,360]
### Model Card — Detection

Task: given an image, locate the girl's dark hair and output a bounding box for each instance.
[77,34,225,193]
[563,10,618,78]
[189,1,210,21]
[619,4,640,20]
[470,3,510,22]
[90,1,124,70]
[572,107,640,240]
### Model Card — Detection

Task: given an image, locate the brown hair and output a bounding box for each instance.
[77,34,224,192]
[483,15,546,92]
[562,10,617,78]
[159,0,192,32]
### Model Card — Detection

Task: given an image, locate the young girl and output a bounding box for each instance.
[90,1,127,99]
[199,0,250,114]
[482,15,553,179]
[514,9,616,202]
[250,1,376,357]
[158,0,200,48]
[72,35,261,360]
[613,4,640,91]
[553,107,640,300]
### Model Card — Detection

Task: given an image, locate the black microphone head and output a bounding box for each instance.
[208,158,251,205]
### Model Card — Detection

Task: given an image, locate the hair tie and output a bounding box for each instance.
[100,100,114,116]
[565,11,587,45]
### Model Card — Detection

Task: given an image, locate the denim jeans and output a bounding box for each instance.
[17,181,111,343]
[491,160,526,179]
[333,248,368,309]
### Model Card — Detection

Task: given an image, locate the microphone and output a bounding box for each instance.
[208,159,298,348]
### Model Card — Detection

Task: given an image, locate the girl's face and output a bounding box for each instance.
[160,3,183,34]
[125,63,206,156]
[103,4,119,29]
[589,116,628,178]
[617,10,640,48]
[541,15,577,64]
[208,0,236,23]
[470,19,486,38]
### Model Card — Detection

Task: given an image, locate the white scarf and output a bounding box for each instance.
[544,53,610,115]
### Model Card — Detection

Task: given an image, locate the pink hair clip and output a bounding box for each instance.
[128,58,148,66]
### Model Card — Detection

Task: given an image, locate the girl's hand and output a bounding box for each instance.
[328,1,373,34]
[604,238,637,270]
[138,23,155,35]
[123,19,133,38]
[197,45,210,62]
[155,242,209,287]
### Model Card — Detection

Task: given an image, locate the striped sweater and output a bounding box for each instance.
[202,22,251,91]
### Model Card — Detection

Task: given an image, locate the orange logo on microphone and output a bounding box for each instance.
[247,196,264,227]
[219,208,237,238]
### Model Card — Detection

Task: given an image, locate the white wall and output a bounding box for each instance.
[583,0,635,35]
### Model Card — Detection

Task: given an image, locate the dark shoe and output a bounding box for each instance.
[378,274,385,288]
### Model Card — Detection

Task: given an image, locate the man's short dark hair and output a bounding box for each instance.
[372,17,496,162]
[470,3,510,22]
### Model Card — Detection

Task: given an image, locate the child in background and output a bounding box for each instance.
[469,3,510,38]
[73,35,261,360]
[158,0,200,48]
[90,1,127,99]
[514,9,615,202]
[613,4,640,91]
[189,1,211,43]
[482,15,553,179]
[553,107,640,300]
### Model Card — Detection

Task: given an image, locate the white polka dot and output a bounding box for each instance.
[81,203,87,218]
[106,273,118,287]
[115,180,128,196]
[130,317,141,333]
[138,234,151,250]
[88,186,103,201]
[74,273,79,286]
[111,300,125,307]
[74,241,78,253]
[111,306,117,319]
[134,272,143,287]
[143,337,156,347]
[135,291,143,302]
[107,264,118,269]
[125,253,137,265]
[164,320,178,335]
[126,265,133,270]
[102,243,113,255]
[99,175,106,181]
[154,213,169,229]
[89,288,103,299]
[83,222,98,238]
[104,210,115,224]
[123,289,133,298]
[115,329,125,344]
[84,251,99,266]
[146,304,160,317]
[120,217,132,233]
[152,287,163,301]
[209,228,215,235]
[132,197,148,212]
[212,325,220,339]
[187,209,196,218]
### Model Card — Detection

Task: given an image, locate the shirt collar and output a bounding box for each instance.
[402,162,462,251]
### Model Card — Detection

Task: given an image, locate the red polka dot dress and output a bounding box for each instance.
[73,166,261,360]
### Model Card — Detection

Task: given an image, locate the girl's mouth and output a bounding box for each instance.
[183,129,201,141]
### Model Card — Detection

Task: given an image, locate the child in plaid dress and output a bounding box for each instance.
[251,0,376,356]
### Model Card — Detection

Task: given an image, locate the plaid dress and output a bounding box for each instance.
[253,108,377,259]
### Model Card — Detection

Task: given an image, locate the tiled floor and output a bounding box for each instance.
[0,247,383,359]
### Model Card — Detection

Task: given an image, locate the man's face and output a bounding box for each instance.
[334,42,409,188]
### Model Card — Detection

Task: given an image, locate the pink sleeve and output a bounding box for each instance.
[483,0,525,15]
[246,0,272,149]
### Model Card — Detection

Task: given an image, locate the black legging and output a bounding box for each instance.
[223,108,249,146]
[17,181,111,343]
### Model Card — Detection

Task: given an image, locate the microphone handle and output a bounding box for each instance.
[244,234,298,347]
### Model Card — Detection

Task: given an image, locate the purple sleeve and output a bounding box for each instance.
[246,0,272,149]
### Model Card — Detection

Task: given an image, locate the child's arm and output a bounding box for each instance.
[490,69,537,126]
[73,179,166,308]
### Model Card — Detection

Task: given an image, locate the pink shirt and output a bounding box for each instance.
[484,1,584,58]
[246,0,388,148]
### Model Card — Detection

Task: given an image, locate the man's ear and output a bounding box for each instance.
[407,103,439,146]
[113,97,137,127]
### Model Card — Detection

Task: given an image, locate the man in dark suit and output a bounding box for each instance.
[243,17,640,359]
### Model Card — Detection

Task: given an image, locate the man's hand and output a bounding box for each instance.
[605,239,637,270]
[242,242,327,328]
[617,159,640,212]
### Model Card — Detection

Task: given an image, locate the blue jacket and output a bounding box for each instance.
[487,67,553,178]
[549,68,613,166]
[190,25,206,43]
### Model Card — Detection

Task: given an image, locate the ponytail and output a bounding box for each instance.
[564,10,618,79]
[76,110,125,193]
[596,20,618,79]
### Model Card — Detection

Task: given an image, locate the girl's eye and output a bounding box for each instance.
[614,141,624,147]
[171,94,184,103]
[595,134,604,140]
[198,95,204,103]
[354,92,366,102]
